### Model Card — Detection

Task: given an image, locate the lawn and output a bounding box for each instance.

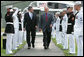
[52,37,77,56]
[1,36,26,56]
[1,28,5,32]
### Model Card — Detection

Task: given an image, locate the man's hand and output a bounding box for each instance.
[72,17,74,21]
[39,28,42,32]
[35,26,38,29]
[23,28,25,31]
[50,24,52,28]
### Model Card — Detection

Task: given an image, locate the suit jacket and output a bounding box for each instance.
[39,13,54,32]
[23,12,37,31]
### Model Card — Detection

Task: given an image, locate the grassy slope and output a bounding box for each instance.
[1,36,26,56]
[1,28,26,56]
[52,37,77,56]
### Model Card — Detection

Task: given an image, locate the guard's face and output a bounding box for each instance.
[68,7,73,12]
[63,11,66,14]
[13,9,16,12]
[7,8,10,12]
[76,5,81,10]
[74,5,77,10]
[55,14,58,17]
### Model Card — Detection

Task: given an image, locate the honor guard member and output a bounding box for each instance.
[74,1,83,56]
[22,12,26,41]
[17,9,23,45]
[62,8,68,49]
[5,5,14,54]
[59,11,63,44]
[12,7,19,50]
[51,16,56,38]
[55,12,61,44]
[66,5,75,54]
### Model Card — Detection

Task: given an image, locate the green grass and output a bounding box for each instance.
[1,28,5,32]
[52,37,77,56]
[1,36,26,56]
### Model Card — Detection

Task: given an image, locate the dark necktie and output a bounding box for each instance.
[46,13,48,22]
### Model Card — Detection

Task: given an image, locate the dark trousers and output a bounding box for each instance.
[43,29,51,47]
[26,29,36,47]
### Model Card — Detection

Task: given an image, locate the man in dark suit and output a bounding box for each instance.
[23,6,38,49]
[39,7,54,49]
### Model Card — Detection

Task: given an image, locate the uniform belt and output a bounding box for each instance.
[60,24,62,25]
[67,23,72,25]
[6,22,13,24]
[19,22,22,24]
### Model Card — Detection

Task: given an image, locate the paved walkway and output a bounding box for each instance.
[14,35,64,56]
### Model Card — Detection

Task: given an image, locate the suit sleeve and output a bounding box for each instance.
[39,15,42,29]
[35,13,38,26]
[23,13,27,28]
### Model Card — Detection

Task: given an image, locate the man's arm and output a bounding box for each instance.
[35,13,38,26]
[23,13,27,30]
[50,14,54,27]
[12,8,18,17]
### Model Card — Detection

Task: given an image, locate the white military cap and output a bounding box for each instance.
[19,9,21,11]
[74,1,81,5]
[60,10,63,13]
[63,8,67,11]
[6,5,13,9]
[13,7,18,10]
[55,12,60,15]
[10,9,13,12]
[67,5,73,8]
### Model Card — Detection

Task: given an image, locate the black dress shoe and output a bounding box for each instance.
[32,44,35,48]
[47,45,49,49]
[44,46,47,49]
[28,46,31,49]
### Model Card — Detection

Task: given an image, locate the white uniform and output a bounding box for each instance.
[62,14,68,49]
[52,22,56,38]
[74,8,83,56]
[22,13,26,41]
[5,8,14,54]
[21,13,25,41]
[55,17,60,44]
[12,8,19,50]
[6,34,14,54]
[18,12,23,45]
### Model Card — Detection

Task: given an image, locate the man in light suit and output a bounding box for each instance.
[39,7,54,49]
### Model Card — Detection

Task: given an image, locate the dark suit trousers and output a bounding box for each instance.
[43,29,51,47]
[26,28,36,47]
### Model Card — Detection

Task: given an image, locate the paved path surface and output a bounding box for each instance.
[14,36,65,56]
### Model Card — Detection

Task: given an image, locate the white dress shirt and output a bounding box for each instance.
[29,12,33,19]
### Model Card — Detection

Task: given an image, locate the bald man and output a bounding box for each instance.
[39,7,54,49]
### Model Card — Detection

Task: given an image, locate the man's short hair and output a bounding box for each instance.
[28,6,32,10]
